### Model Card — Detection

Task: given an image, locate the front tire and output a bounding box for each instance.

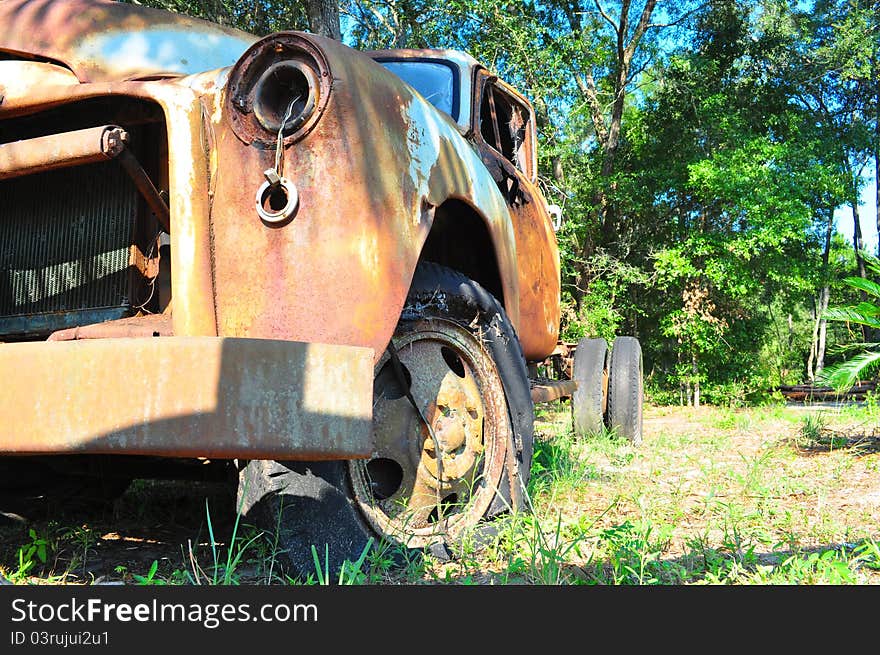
[238,263,533,577]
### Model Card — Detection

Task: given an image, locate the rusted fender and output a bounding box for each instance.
[210,33,539,362]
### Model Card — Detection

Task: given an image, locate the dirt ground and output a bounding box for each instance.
[2,402,879,584]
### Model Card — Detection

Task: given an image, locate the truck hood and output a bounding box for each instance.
[0,0,257,83]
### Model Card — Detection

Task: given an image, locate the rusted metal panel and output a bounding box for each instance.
[0,337,374,459]
[0,125,124,180]
[507,170,562,360]
[208,33,539,362]
[0,61,79,102]
[47,313,172,341]
[470,70,561,361]
[530,379,578,404]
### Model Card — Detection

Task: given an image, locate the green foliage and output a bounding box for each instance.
[119,0,308,35]
[596,520,671,585]
[528,431,603,497]
[181,495,266,585]
[615,0,869,402]
[559,252,646,343]
[799,412,827,445]
[820,253,880,391]
[758,548,860,584]
[132,560,167,585]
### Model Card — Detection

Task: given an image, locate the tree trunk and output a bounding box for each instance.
[807,300,817,381]
[871,52,880,257]
[852,196,870,342]
[305,0,341,40]
[809,206,835,379]
[807,293,832,381]
[679,348,689,406]
[692,353,700,408]
[816,286,830,373]
[853,199,866,277]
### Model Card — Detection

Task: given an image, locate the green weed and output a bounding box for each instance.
[592,520,674,585]
[309,538,374,585]
[799,412,827,445]
[8,528,51,583]
[754,547,860,584]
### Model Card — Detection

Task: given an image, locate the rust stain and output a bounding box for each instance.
[0,125,123,180]
[47,314,173,341]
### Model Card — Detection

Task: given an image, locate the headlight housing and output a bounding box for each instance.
[226,32,331,145]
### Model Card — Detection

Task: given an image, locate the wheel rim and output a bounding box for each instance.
[349,318,509,548]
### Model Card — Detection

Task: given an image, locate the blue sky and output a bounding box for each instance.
[835,176,878,254]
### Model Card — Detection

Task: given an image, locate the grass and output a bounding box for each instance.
[1,401,879,585]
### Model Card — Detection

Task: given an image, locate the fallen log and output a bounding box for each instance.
[775,381,876,402]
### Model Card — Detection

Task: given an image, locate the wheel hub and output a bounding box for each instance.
[421,370,484,482]
[349,318,508,546]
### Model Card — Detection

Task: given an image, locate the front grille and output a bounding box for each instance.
[0,160,137,337]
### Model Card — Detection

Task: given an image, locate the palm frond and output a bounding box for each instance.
[817,350,880,392]
[862,252,880,277]
[853,301,880,317]
[825,341,880,356]
[843,277,880,300]
[822,306,880,328]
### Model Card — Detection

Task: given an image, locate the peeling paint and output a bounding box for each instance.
[78,29,249,78]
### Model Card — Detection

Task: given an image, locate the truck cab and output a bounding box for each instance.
[0,0,564,575]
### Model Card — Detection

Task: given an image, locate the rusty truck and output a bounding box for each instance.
[0,0,642,574]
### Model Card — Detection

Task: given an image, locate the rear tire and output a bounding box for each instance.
[571,338,608,437]
[606,336,643,445]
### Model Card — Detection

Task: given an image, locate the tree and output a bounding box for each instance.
[820,252,880,390]
[120,0,339,38]
[306,0,341,39]
[772,0,878,370]
[615,0,845,402]
[559,1,702,312]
